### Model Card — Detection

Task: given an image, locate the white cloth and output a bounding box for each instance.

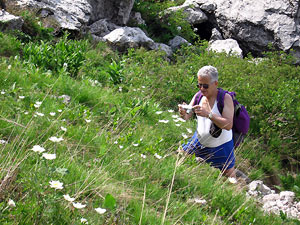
[197,97,232,147]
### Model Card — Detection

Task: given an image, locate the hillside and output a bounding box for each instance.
[1,9,300,225]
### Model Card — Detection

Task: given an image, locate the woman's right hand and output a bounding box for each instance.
[178,102,187,118]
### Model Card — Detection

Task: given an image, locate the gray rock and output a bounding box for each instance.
[129,12,145,26]
[209,28,223,42]
[103,27,156,51]
[153,43,173,57]
[262,194,280,203]
[168,35,191,51]
[0,10,23,31]
[88,19,119,37]
[208,39,243,58]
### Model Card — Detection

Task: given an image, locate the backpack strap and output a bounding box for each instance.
[216,88,226,114]
[193,91,203,105]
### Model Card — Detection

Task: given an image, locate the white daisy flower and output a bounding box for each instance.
[141,154,146,159]
[194,198,207,205]
[49,180,63,190]
[49,136,64,143]
[0,140,8,144]
[35,112,44,117]
[1,91,5,94]
[154,153,162,159]
[8,65,12,70]
[80,218,88,224]
[175,124,181,127]
[158,120,169,123]
[19,96,25,99]
[172,115,179,118]
[63,194,75,202]
[119,145,124,149]
[32,145,45,153]
[85,119,91,123]
[182,133,188,139]
[178,118,186,122]
[49,112,56,116]
[24,112,29,115]
[8,199,16,207]
[114,141,118,144]
[58,109,62,113]
[61,126,67,132]
[95,207,107,214]
[34,101,42,108]
[168,109,174,113]
[42,153,56,160]
[132,143,139,147]
[155,111,163,114]
[177,26,181,31]
[186,128,193,134]
[72,202,86,209]
[173,119,180,122]
[141,86,146,88]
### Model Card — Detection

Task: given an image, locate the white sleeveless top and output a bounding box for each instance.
[197,97,232,147]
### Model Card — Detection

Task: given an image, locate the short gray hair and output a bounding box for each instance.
[197,65,218,82]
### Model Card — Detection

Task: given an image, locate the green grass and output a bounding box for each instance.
[0,18,300,224]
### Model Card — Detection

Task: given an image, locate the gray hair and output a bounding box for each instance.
[197,65,218,82]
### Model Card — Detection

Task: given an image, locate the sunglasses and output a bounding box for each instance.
[197,83,209,89]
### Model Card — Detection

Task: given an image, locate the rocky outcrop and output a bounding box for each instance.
[0,10,23,31]
[208,39,243,58]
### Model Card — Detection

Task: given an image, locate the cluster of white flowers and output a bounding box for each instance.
[49,136,64,143]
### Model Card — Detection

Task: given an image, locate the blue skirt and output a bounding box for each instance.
[182,131,235,170]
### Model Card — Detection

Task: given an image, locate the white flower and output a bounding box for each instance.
[58,109,62,113]
[49,136,64,143]
[0,140,8,144]
[141,154,146,159]
[95,207,107,214]
[42,153,56,160]
[63,194,75,202]
[35,112,44,117]
[132,143,139,147]
[194,28,198,32]
[1,91,5,94]
[154,153,162,159]
[32,145,45,153]
[194,198,207,205]
[61,126,67,132]
[172,115,179,118]
[155,111,163,114]
[119,145,124,149]
[85,119,91,123]
[175,124,181,127]
[49,180,63,190]
[114,141,118,144]
[140,138,143,141]
[168,109,174,113]
[159,138,164,142]
[34,101,42,108]
[228,177,237,184]
[177,26,182,31]
[72,202,86,209]
[141,86,146,89]
[173,119,180,122]
[178,118,186,122]
[19,96,25,99]
[8,65,12,70]
[80,218,88,224]
[186,128,193,134]
[50,112,56,116]
[182,133,188,139]
[119,87,122,92]
[8,199,16,207]
[24,111,29,115]
[158,120,169,123]
[63,63,68,68]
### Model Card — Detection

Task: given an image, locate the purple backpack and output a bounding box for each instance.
[193,88,250,147]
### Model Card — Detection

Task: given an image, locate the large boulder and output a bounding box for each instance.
[13,0,134,31]
[0,10,24,31]
[103,27,156,51]
[208,39,243,58]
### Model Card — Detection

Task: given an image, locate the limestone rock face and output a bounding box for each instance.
[103,27,156,52]
[0,10,23,31]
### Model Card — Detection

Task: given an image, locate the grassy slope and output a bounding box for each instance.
[1,41,298,224]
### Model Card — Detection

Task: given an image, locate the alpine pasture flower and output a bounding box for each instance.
[58,109,62,113]
[85,119,91,123]
[34,101,42,108]
[24,111,29,115]
[168,109,174,113]
[8,65,11,70]
[175,124,181,127]
[158,120,169,124]
[80,218,88,224]
[49,136,64,143]
[0,140,8,144]
[155,111,163,115]
[95,207,106,214]
[228,177,237,184]
[182,133,188,139]
[63,194,75,202]
[72,202,86,209]
[61,126,67,132]
[19,96,25,99]
[132,143,139,147]
[154,153,162,159]
[141,154,146,159]
[114,141,118,144]
[50,112,56,116]
[31,145,45,153]
[8,199,16,207]
[186,128,193,134]
[49,180,63,190]
[1,91,5,94]
[35,112,44,117]
[119,145,124,149]
[172,115,179,118]
[42,153,56,160]
[178,118,186,122]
